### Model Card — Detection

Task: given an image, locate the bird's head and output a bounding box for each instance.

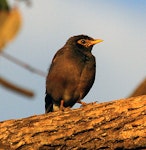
[66,35,103,52]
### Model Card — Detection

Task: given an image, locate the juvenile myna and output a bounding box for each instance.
[45,35,103,113]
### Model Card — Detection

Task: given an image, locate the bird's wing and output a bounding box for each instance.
[77,55,96,100]
[46,48,82,104]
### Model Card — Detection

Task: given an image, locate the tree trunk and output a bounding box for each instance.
[0,95,146,150]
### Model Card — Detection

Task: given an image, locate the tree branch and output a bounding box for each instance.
[0,95,146,149]
[129,78,146,97]
[1,52,47,77]
[0,76,34,97]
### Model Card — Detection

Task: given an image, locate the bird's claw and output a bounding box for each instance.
[60,100,71,112]
[59,106,71,112]
[78,101,87,107]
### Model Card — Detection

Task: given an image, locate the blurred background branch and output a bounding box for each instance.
[0,76,34,97]
[129,78,146,97]
[1,52,47,77]
[0,0,45,98]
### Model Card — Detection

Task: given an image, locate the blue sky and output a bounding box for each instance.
[1,0,146,121]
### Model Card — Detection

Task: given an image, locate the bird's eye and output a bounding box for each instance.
[81,39,86,44]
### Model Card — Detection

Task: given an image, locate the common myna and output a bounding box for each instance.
[45,35,103,113]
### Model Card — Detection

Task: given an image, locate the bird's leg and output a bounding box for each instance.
[60,100,65,111]
[77,100,87,106]
[60,100,71,111]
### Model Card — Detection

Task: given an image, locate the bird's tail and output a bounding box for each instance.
[45,93,53,113]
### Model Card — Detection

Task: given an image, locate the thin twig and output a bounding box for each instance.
[1,52,47,77]
[0,76,34,97]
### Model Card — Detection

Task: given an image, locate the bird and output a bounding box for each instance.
[45,35,103,113]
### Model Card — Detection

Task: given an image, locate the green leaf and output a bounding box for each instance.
[0,0,10,11]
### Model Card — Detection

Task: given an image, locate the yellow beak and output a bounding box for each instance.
[90,39,103,45]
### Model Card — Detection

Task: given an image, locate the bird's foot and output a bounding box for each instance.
[63,107,71,111]
[60,100,65,111]
[59,100,71,112]
[59,106,71,112]
[78,101,87,107]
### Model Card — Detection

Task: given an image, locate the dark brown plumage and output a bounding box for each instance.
[45,35,103,113]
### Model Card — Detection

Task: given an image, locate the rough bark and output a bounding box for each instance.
[0,95,146,150]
